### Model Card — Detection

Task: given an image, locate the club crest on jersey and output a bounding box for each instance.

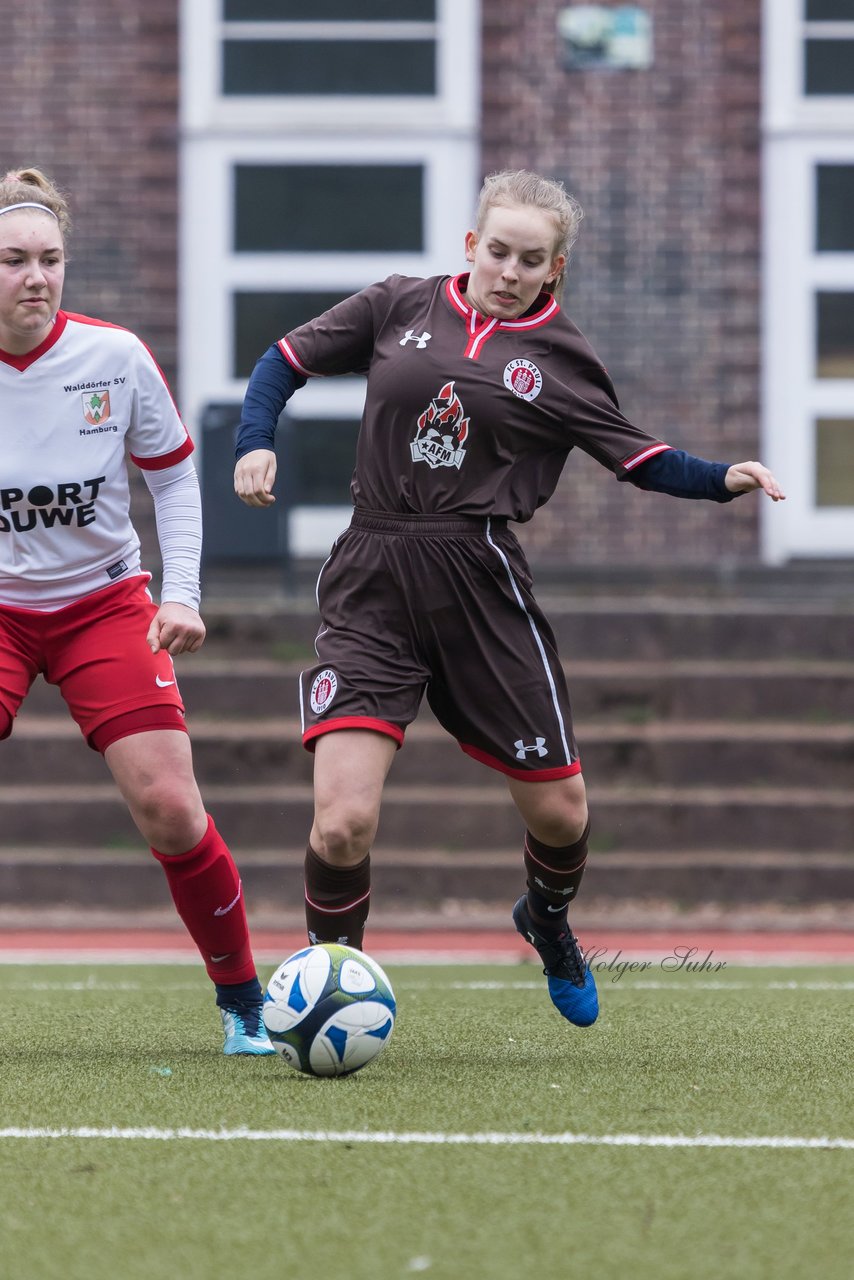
[411,381,469,470]
[82,389,111,425]
[503,359,543,402]
[310,668,338,715]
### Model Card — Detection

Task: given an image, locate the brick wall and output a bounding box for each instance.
[482,0,763,567]
[0,0,180,375]
[0,0,180,567]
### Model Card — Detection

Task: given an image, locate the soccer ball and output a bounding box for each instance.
[263,943,396,1077]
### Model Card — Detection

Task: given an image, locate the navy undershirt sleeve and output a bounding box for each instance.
[235,344,306,460]
[630,449,736,502]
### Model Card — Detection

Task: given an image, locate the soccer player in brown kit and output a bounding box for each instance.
[0,166,273,1054]
[234,169,785,1029]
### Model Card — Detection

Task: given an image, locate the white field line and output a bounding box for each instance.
[0,1126,851,1151]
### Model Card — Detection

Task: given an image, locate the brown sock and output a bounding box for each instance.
[304,843,371,948]
[523,821,590,932]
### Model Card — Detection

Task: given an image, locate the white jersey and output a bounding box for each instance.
[0,310,194,609]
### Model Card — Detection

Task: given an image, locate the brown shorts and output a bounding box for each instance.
[299,510,580,780]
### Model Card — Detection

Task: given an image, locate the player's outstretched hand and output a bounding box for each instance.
[234,448,277,507]
[725,461,786,501]
[148,602,206,656]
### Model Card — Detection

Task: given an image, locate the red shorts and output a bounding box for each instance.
[0,575,186,751]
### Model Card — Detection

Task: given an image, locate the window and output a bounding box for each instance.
[220,2,439,98]
[183,0,476,132]
[816,418,854,503]
[180,0,479,557]
[806,0,854,13]
[233,291,350,378]
[233,164,424,253]
[805,0,854,94]
[816,292,854,376]
[816,164,854,249]
[762,0,854,560]
[222,39,436,97]
[281,418,361,505]
[223,1,436,22]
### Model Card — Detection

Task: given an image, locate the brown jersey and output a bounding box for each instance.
[279,273,670,520]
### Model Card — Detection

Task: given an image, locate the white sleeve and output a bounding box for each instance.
[142,457,202,612]
[127,335,194,461]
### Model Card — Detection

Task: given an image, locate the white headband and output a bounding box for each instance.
[0,201,59,219]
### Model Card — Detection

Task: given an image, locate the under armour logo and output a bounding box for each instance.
[514,737,548,760]
[399,329,432,349]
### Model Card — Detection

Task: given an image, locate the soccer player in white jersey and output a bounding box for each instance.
[0,166,273,1055]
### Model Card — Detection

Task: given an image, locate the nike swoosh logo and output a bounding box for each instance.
[546,904,568,913]
[214,881,242,917]
[210,953,231,963]
[155,675,175,687]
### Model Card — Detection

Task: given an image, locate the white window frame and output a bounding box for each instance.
[762,0,854,562]
[180,133,478,428]
[182,0,479,136]
[765,0,854,131]
[179,0,480,557]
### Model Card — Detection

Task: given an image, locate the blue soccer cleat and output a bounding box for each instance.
[513,895,599,1027]
[219,1002,276,1056]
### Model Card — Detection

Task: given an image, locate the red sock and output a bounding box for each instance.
[151,815,257,984]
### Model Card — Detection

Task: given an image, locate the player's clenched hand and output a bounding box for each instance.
[725,461,786,502]
[148,602,206,656]
[234,448,277,507]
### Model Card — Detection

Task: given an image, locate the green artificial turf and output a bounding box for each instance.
[0,962,851,1280]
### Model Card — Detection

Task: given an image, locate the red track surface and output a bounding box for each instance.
[1,928,853,963]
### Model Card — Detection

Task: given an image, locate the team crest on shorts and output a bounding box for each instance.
[310,668,338,715]
[82,389,111,425]
[503,359,543,402]
[411,380,469,470]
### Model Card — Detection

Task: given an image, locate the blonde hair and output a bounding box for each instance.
[0,167,71,239]
[475,170,583,298]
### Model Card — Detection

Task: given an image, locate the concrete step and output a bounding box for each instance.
[8,716,854,789]
[19,658,854,722]
[2,781,852,851]
[0,846,850,911]
[197,597,854,663]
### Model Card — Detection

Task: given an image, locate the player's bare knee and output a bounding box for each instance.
[528,797,589,847]
[130,780,205,851]
[313,810,375,865]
